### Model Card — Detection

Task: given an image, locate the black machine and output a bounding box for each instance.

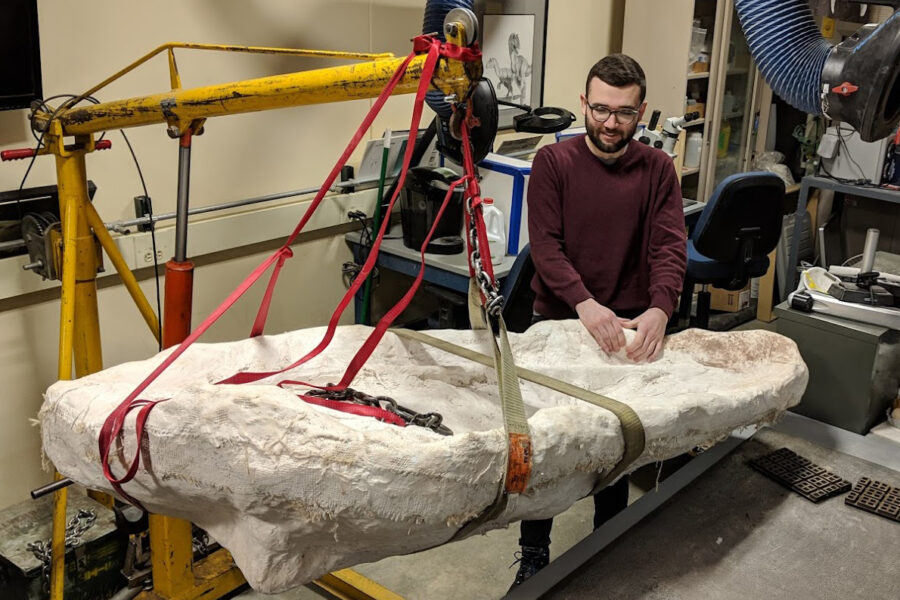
[399,166,466,254]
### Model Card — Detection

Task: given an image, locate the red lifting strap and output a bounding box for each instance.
[97,35,485,502]
[459,104,497,296]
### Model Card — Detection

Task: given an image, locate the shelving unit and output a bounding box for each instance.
[623,0,762,202]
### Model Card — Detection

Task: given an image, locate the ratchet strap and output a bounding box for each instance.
[392,328,646,498]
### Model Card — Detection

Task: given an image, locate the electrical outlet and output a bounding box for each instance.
[131,229,175,269]
[142,248,166,264]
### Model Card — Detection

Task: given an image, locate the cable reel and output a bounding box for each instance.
[20,211,103,281]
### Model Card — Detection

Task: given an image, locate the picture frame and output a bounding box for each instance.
[474,0,548,130]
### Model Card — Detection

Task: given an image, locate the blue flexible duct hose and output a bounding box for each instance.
[423,0,474,117]
[735,0,833,116]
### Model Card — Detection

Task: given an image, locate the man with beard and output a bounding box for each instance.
[509,54,687,588]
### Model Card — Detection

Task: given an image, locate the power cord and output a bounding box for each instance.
[816,124,894,190]
[342,210,379,289]
[16,94,163,350]
[119,130,163,351]
[835,125,874,183]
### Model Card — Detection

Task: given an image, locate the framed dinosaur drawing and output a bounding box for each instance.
[475,0,548,129]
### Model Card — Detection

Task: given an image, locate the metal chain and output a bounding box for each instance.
[26,508,97,593]
[465,190,504,317]
[192,528,212,556]
[305,387,453,436]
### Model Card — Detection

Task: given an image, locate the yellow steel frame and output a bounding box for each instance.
[38,24,476,600]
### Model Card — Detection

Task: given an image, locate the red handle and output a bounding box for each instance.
[1,148,35,161]
[1,139,111,161]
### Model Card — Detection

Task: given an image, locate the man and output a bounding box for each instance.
[510,54,687,587]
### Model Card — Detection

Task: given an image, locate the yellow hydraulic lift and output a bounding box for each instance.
[15,12,479,600]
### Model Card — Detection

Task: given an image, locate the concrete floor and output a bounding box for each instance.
[543,427,900,600]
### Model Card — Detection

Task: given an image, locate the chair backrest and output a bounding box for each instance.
[500,243,536,333]
[692,172,786,262]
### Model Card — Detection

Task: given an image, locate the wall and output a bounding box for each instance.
[0,0,621,509]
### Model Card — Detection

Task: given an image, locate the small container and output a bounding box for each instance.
[684,132,702,168]
[717,119,732,159]
[482,197,506,265]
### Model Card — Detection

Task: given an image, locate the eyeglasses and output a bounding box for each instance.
[587,104,640,125]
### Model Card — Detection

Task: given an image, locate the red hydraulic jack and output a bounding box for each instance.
[162,127,197,348]
[141,122,248,600]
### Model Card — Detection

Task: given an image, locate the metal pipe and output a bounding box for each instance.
[41,53,468,136]
[31,477,74,499]
[0,239,25,252]
[106,176,392,232]
[174,133,192,262]
[2,175,393,255]
[860,228,880,273]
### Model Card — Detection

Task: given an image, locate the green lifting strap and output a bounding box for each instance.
[439,300,531,542]
[391,327,646,497]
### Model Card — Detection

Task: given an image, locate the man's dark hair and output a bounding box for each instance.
[585,54,646,103]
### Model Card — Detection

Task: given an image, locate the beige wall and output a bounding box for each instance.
[544,0,624,116]
[0,0,620,509]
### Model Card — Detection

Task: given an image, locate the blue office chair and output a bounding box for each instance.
[500,244,535,333]
[678,172,786,329]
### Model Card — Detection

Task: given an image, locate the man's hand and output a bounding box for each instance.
[619,307,668,362]
[575,298,626,354]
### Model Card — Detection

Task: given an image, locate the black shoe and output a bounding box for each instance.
[508,545,550,591]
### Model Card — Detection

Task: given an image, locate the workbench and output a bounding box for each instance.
[346,200,706,326]
[784,175,900,301]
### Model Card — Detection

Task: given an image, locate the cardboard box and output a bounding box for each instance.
[689,60,710,74]
[709,284,750,312]
[685,102,705,118]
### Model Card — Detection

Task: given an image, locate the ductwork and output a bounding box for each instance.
[735,0,900,141]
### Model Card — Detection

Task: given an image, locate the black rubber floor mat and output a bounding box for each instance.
[845,477,900,523]
[749,447,852,503]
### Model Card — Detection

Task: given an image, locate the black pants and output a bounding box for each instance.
[518,310,637,548]
[518,477,629,547]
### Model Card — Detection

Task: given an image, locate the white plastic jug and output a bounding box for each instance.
[482,198,506,265]
[684,132,702,168]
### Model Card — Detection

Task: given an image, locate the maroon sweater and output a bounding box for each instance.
[527,136,687,319]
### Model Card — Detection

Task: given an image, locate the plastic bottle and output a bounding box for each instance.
[482,197,506,265]
[717,119,731,159]
[684,132,702,168]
